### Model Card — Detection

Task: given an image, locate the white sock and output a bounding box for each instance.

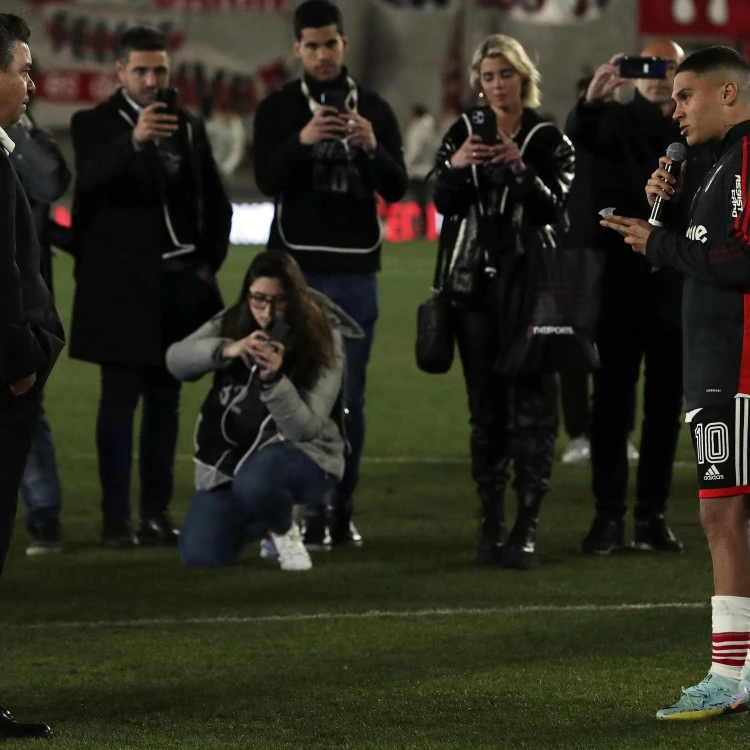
[712,596,750,682]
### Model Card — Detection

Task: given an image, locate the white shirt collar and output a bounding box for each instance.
[121,89,143,114]
[0,125,15,155]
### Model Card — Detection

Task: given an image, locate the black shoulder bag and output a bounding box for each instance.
[415,236,456,374]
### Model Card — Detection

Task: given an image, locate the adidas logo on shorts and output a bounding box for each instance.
[704,465,725,481]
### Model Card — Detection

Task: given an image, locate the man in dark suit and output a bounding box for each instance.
[0,13,64,739]
[70,26,232,549]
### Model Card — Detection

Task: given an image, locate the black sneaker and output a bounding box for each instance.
[0,702,52,739]
[330,505,363,547]
[26,520,63,556]
[137,514,179,546]
[302,507,331,551]
[633,515,684,553]
[102,519,138,550]
[581,516,625,555]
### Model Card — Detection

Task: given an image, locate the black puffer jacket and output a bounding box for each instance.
[434,107,575,367]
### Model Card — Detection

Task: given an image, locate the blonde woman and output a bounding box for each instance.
[433,35,574,569]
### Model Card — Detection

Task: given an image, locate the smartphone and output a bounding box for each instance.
[469,107,497,145]
[618,56,668,80]
[265,320,291,344]
[154,86,179,114]
[320,88,348,113]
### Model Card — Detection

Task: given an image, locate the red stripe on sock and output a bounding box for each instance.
[712,656,747,666]
[713,632,750,643]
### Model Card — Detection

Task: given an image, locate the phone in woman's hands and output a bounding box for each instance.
[265,320,290,345]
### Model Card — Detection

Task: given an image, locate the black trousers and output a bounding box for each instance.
[590,313,683,521]
[559,370,590,440]
[0,387,41,577]
[454,308,558,496]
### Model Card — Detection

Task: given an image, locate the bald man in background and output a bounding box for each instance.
[567,41,713,555]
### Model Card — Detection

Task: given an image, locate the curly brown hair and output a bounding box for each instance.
[220,251,335,391]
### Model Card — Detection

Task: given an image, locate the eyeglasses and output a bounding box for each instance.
[249,292,288,309]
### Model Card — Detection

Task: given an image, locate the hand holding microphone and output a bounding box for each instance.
[646,141,687,227]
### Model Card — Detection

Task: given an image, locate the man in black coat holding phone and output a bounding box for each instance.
[566,40,710,555]
[70,26,232,550]
[0,13,64,738]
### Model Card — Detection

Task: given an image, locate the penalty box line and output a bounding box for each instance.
[2,601,706,631]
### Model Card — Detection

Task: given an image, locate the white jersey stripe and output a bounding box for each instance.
[736,397,742,486]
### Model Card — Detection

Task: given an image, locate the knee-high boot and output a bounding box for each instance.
[502,492,544,570]
[476,486,506,565]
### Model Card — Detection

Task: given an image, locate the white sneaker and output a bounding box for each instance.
[561,436,591,464]
[270,523,312,571]
[627,440,640,462]
[259,536,279,560]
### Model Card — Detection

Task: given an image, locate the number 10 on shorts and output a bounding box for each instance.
[694,422,730,465]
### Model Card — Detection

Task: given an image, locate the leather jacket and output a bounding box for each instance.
[434,107,575,307]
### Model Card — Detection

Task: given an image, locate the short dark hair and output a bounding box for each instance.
[117,25,166,63]
[293,0,344,41]
[0,13,30,72]
[676,45,750,78]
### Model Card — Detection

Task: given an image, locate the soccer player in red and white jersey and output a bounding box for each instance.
[602,46,750,720]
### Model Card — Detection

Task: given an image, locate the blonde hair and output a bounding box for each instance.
[470,34,541,109]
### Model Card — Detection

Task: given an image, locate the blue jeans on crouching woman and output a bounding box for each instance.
[179,442,332,567]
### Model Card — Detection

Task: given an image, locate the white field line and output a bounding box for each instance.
[66,454,696,468]
[1,602,706,632]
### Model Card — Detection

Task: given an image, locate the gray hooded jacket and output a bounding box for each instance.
[166,289,364,490]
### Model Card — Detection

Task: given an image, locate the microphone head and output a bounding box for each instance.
[666,142,688,163]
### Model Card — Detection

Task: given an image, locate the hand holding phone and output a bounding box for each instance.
[133,92,179,144]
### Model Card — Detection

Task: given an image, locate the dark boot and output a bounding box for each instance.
[502,492,543,570]
[476,487,505,565]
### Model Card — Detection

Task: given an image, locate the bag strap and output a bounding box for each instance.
[431,227,448,293]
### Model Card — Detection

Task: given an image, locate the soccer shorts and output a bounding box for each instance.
[690,398,750,498]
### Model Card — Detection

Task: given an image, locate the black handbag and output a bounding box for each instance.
[416,236,456,374]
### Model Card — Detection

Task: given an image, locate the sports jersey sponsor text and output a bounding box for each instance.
[686,223,708,243]
[732,175,743,218]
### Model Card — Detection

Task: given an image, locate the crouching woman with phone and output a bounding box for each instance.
[167,251,361,570]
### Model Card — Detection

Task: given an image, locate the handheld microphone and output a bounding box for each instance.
[649,141,688,227]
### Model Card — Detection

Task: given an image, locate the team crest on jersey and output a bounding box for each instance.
[686,223,708,243]
[732,175,743,218]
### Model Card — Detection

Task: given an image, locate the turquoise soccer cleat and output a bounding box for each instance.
[656,673,750,720]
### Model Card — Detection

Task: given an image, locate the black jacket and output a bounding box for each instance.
[69,89,232,366]
[434,108,575,367]
[8,113,71,298]
[647,120,750,411]
[0,145,64,393]
[566,92,691,327]
[253,71,407,273]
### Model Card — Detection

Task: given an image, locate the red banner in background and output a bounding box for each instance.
[639,0,750,37]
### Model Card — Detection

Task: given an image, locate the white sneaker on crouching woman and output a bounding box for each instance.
[270,523,312,571]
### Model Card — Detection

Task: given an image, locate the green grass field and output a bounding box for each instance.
[2,242,743,749]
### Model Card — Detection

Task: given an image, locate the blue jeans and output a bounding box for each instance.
[20,402,62,530]
[97,364,181,522]
[179,443,332,567]
[303,271,378,509]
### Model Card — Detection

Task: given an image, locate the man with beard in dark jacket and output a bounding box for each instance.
[253,0,407,548]
[70,26,232,550]
[568,40,711,555]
